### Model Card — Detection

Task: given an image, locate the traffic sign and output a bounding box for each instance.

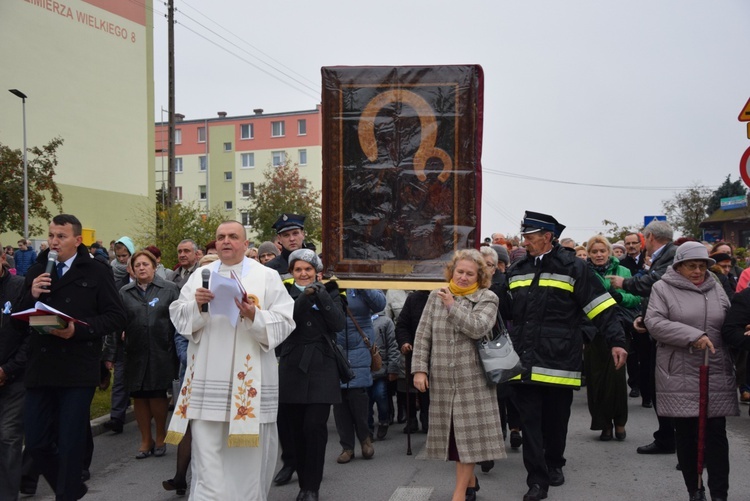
[741,146,750,188]
[739,97,750,122]
[644,215,667,227]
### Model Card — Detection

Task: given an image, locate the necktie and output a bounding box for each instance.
[57,262,65,278]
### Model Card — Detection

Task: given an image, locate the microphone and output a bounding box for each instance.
[43,250,58,289]
[201,269,210,313]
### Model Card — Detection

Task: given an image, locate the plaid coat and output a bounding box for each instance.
[412,288,506,462]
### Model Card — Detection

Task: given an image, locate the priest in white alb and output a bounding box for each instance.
[166,221,295,500]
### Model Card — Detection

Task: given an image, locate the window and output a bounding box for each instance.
[298,119,307,136]
[224,171,233,181]
[197,127,206,143]
[240,123,254,140]
[272,151,286,167]
[224,142,232,152]
[175,186,183,201]
[241,212,253,227]
[199,156,207,172]
[271,121,285,137]
[298,149,307,165]
[224,201,233,211]
[241,182,255,198]
[175,129,182,145]
[174,158,183,173]
[300,179,308,193]
[199,185,207,200]
[241,153,255,169]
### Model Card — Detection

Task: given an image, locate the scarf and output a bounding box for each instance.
[165,258,263,448]
[448,279,479,297]
[111,260,128,281]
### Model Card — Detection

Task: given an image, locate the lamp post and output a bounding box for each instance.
[8,89,28,240]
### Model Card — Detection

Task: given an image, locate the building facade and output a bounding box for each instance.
[155,106,322,239]
[1,0,154,248]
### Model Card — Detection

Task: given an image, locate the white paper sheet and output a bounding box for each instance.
[208,271,243,327]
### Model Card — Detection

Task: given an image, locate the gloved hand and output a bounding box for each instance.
[305,282,326,297]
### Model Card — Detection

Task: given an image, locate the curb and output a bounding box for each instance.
[90,405,135,437]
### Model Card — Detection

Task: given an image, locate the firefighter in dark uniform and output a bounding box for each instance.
[503,211,628,501]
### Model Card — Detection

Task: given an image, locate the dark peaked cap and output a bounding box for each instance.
[521,211,566,238]
[272,213,305,234]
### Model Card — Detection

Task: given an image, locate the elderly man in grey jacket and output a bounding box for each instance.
[608,220,677,455]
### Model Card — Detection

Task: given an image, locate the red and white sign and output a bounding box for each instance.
[740,146,750,188]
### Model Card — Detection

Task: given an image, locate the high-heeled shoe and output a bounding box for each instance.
[135,444,155,459]
[162,478,188,496]
[465,475,480,500]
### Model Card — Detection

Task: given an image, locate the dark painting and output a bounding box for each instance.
[321,65,484,284]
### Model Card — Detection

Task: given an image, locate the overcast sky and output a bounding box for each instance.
[153,0,750,243]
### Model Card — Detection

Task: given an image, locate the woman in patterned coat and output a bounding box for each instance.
[412,249,505,501]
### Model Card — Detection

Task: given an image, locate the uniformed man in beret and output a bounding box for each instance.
[502,211,627,501]
[265,213,314,278]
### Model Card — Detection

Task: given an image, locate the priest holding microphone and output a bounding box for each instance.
[166,220,295,500]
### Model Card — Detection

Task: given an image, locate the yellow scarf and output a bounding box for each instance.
[448,280,479,297]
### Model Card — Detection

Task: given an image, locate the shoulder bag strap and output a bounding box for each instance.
[346,307,373,349]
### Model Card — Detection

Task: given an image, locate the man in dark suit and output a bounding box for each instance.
[20,214,126,500]
[617,232,648,400]
[608,220,677,456]
[619,232,647,277]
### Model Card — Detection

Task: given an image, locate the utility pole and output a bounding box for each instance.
[167,0,175,207]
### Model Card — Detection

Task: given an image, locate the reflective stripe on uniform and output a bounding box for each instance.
[583,293,617,320]
[530,366,581,387]
[538,273,575,292]
[509,273,536,289]
[509,272,575,292]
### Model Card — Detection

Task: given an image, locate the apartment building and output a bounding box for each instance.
[155,106,322,236]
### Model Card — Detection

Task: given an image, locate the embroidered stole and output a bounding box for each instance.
[166,258,265,447]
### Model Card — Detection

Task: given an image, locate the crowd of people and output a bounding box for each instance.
[1,210,750,501]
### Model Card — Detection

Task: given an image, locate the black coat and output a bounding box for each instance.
[721,287,750,351]
[278,281,346,404]
[619,250,646,277]
[0,268,28,383]
[394,290,430,348]
[622,242,677,314]
[503,243,626,387]
[119,275,180,393]
[20,245,126,387]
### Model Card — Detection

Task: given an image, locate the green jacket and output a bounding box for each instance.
[590,256,641,310]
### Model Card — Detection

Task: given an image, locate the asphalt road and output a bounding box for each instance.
[27,390,750,501]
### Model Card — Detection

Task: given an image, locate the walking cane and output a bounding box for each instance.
[405,352,413,456]
[696,349,709,491]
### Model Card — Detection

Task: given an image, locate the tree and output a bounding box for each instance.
[661,184,712,239]
[133,191,226,268]
[601,219,642,242]
[0,138,64,236]
[245,160,322,244]
[706,175,747,215]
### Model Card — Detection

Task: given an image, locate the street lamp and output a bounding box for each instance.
[8,89,28,240]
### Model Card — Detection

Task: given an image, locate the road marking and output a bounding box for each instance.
[388,487,433,501]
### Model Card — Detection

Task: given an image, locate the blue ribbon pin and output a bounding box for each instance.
[149,297,160,307]
[2,301,10,315]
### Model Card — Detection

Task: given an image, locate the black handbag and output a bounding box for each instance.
[476,315,524,385]
[328,335,355,383]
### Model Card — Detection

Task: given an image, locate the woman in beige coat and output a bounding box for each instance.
[413,249,505,501]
